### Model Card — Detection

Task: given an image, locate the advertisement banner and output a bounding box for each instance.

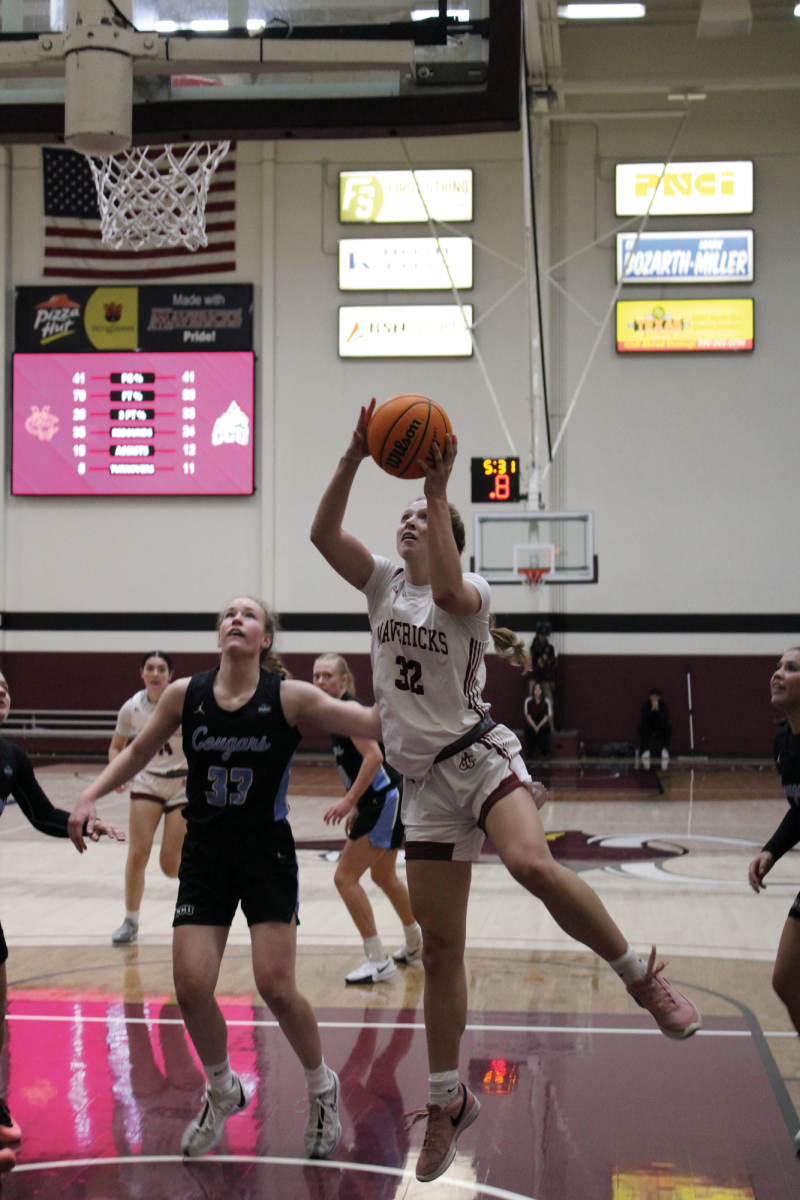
[339,305,473,357]
[615,161,753,216]
[15,285,253,352]
[616,299,753,352]
[617,230,754,284]
[339,237,473,290]
[339,170,473,223]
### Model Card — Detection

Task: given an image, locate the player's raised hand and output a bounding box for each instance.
[417,431,457,498]
[748,850,774,893]
[344,399,376,462]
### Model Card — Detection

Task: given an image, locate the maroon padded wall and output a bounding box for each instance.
[0,651,780,756]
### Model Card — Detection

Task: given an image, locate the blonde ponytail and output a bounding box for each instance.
[489,615,531,672]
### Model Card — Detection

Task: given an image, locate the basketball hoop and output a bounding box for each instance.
[519,566,548,589]
[87,142,231,252]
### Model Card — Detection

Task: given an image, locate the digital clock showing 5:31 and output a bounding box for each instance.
[470,457,520,503]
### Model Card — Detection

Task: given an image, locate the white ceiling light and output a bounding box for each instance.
[557,4,646,17]
[794,2,800,13]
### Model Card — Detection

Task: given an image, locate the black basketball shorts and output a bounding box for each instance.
[348,786,404,850]
[0,918,8,965]
[173,821,299,929]
[789,892,800,921]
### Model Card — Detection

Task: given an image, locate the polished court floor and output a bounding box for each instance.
[0,759,798,1197]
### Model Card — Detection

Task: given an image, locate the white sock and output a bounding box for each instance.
[125,910,140,925]
[609,945,647,988]
[428,1070,460,1107]
[403,922,422,950]
[363,935,385,961]
[204,1057,233,1094]
[305,1059,333,1096]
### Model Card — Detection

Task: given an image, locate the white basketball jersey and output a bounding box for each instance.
[115,688,186,776]
[363,555,492,779]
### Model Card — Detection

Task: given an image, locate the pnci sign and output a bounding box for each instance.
[615,161,753,215]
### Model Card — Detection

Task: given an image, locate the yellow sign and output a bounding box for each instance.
[616,299,753,352]
[614,1168,754,1200]
[84,287,138,350]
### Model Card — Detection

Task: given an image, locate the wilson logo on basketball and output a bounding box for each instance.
[386,419,422,470]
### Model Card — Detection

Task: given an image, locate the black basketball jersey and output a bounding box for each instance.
[763,723,800,862]
[330,693,400,805]
[182,669,301,833]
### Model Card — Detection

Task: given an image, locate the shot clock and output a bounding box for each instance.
[470,457,520,503]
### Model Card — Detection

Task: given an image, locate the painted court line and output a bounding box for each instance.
[12,1154,538,1200]
[3,1012,773,1036]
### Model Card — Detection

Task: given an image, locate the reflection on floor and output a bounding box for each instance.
[3,997,799,1199]
[0,760,797,1196]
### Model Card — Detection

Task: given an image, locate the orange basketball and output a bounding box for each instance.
[367,394,453,480]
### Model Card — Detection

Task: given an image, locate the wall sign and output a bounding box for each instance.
[12,351,254,496]
[471,457,520,503]
[339,237,473,290]
[339,305,473,357]
[615,161,753,216]
[339,170,473,223]
[616,299,753,352]
[15,285,253,353]
[616,230,754,284]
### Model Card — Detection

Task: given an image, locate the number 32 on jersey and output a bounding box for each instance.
[395,656,424,695]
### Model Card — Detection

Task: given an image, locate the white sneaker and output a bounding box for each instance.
[661,749,670,766]
[393,942,423,966]
[304,1069,342,1159]
[181,1074,250,1157]
[111,919,138,945]
[345,955,396,984]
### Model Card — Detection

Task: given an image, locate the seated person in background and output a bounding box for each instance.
[529,623,557,720]
[639,689,672,766]
[524,682,551,759]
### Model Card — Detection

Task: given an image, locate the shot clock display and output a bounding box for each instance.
[471,457,520,503]
[12,351,254,496]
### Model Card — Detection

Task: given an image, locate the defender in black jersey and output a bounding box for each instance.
[71,597,382,1163]
[749,647,800,1147]
[0,670,122,1172]
[313,654,421,985]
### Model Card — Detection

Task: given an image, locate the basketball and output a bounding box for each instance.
[367,394,453,480]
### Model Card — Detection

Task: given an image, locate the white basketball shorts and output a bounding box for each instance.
[130,769,187,813]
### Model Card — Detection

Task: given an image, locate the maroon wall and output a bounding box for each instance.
[0,651,780,756]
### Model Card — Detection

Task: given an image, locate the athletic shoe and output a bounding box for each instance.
[181,1074,250,1157]
[641,750,651,767]
[0,1148,15,1173]
[112,919,138,945]
[627,946,701,1040]
[406,1084,481,1182]
[304,1069,342,1159]
[0,1098,21,1144]
[345,955,396,984]
[393,942,423,967]
[661,749,670,766]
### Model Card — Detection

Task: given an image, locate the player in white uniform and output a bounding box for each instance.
[109,651,188,944]
[312,401,703,1184]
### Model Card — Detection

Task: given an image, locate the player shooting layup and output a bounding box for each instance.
[311,401,702,1184]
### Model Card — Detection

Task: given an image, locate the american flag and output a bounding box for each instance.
[42,145,236,280]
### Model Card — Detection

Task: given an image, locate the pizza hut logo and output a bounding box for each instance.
[33,293,81,345]
[104,302,123,322]
[24,405,59,442]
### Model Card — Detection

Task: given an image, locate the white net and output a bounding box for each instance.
[87,141,231,252]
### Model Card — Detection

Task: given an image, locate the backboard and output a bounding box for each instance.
[0,1,519,144]
[474,511,596,585]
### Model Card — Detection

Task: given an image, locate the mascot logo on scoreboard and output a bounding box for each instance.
[24,405,59,442]
[32,293,81,346]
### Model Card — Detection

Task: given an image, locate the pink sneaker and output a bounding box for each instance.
[406,1084,481,1182]
[628,946,701,1039]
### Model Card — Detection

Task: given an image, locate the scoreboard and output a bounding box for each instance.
[12,351,254,496]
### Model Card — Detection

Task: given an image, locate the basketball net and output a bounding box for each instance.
[519,566,548,589]
[87,141,231,251]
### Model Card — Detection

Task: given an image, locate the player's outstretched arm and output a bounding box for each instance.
[310,400,376,590]
[69,679,188,851]
[281,679,382,740]
[417,434,482,617]
[11,747,125,845]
